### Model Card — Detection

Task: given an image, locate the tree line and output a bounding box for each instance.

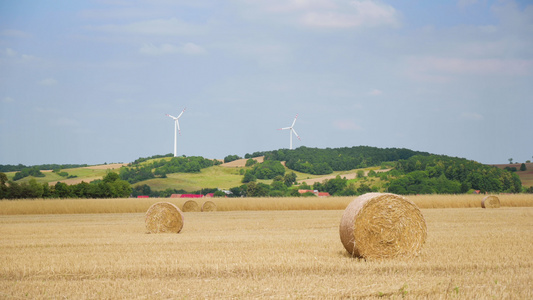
[246,146,429,175]
[0,172,131,199]
[388,155,522,194]
[0,163,88,173]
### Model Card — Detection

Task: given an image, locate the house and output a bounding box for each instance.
[298,189,329,197]
[180,194,203,198]
[170,194,181,198]
[137,195,149,198]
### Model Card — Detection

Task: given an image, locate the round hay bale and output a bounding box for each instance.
[145,202,184,234]
[202,200,217,212]
[182,200,200,212]
[481,195,500,208]
[339,193,427,259]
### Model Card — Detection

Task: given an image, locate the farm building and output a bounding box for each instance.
[297,189,330,197]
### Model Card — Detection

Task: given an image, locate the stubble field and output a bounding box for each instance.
[1,195,533,299]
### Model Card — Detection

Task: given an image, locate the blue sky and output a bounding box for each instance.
[1,0,532,166]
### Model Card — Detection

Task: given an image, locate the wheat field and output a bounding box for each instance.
[1,194,532,215]
[1,204,532,299]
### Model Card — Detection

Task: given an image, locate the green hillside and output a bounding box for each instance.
[1,146,530,199]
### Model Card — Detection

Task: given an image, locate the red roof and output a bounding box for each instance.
[180,194,203,198]
[137,195,149,198]
[317,192,330,197]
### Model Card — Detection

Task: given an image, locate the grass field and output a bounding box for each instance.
[1,206,532,299]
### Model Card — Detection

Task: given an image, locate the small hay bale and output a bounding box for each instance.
[339,193,427,259]
[145,202,184,234]
[202,201,217,212]
[182,200,200,212]
[481,195,500,208]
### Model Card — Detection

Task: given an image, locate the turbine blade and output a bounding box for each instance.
[278,127,290,130]
[166,114,177,119]
[177,107,186,118]
[292,128,301,140]
[177,120,181,134]
[291,114,298,127]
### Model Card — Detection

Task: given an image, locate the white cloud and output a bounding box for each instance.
[457,0,478,10]
[2,48,36,61]
[39,78,58,86]
[51,117,79,127]
[300,0,399,29]
[88,18,204,36]
[407,57,533,80]
[2,96,14,103]
[4,48,17,57]
[182,42,207,55]
[333,120,362,131]
[367,89,383,96]
[139,42,207,56]
[460,112,484,121]
[1,29,31,38]
[240,0,399,29]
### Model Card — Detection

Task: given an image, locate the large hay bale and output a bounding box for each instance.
[182,200,200,212]
[202,201,217,212]
[145,202,184,234]
[481,195,500,208]
[339,193,427,259]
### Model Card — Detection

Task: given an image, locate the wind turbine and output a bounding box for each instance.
[278,114,301,150]
[166,107,186,157]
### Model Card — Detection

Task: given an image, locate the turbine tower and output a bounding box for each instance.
[166,107,186,157]
[278,114,301,150]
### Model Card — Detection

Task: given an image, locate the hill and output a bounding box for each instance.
[1,146,529,198]
[493,163,533,188]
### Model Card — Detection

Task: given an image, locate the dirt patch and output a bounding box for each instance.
[221,157,264,168]
[297,169,390,185]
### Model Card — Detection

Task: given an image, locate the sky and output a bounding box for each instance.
[1,0,532,166]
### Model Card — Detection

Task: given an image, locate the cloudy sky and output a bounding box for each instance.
[1,0,532,166]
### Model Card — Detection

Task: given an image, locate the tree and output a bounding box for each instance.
[520,163,527,171]
[508,158,513,164]
[224,155,241,163]
[283,172,297,187]
[245,158,257,167]
[242,171,257,183]
[324,175,347,195]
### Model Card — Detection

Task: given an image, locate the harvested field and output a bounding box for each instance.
[84,163,128,170]
[220,156,264,167]
[1,208,532,299]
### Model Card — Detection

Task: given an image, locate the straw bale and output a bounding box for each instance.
[481,195,500,208]
[202,201,217,212]
[145,202,184,234]
[339,193,427,259]
[182,200,200,212]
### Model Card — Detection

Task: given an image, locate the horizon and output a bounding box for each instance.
[1,145,531,167]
